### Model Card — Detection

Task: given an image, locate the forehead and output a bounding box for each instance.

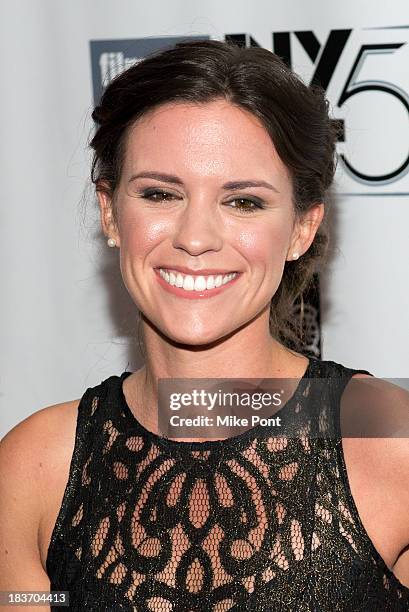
[123,99,291,186]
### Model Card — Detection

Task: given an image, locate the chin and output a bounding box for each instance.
[162,325,233,349]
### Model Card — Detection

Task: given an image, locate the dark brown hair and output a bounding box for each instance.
[90,39,339,353]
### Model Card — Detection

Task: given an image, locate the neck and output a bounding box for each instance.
[123,314,308,438]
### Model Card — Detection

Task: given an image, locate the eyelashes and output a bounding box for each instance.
[138,188,266,214]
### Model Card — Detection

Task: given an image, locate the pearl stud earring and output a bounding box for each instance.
[292,252,299,260]
[107,237,117,247]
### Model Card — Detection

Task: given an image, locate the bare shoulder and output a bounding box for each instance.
[351,373,373,379]
[2,398,81,446]
[1,399,81,488]
[348,372,409,434]
[346,372,409,473]
[0,399,81,589]
[343,373,409,582]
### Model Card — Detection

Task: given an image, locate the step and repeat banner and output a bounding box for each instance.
[1,0,408,436]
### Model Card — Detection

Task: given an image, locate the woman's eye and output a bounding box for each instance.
[226,198,264,214]
[140,189,178,201]
[139,190,264,214]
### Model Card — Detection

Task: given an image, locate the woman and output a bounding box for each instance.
[1,40,408,611]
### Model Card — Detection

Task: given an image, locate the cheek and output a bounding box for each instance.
[236,223,290,266]
[118,207,169,254]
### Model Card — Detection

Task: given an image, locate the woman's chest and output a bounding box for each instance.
[39,440,407,588]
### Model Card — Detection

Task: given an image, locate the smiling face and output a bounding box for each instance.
[98,98,323,346]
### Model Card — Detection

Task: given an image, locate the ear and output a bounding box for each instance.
[96,187,121,248]
[286,202,324,261]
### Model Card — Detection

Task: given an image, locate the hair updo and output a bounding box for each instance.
[90,39,340,353]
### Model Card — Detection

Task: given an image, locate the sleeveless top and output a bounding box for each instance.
[46,357,409,611]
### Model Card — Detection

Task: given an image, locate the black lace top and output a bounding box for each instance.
[46,357,409,611]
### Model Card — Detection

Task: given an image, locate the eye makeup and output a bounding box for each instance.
[136,188,267,215]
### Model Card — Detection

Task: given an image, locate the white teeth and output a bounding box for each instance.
[183,275,195,291]
[193,276,206,291]
[158,269,237,292]
[206,276,215,290]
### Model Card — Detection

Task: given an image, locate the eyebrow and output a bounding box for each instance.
[128,171,280,193]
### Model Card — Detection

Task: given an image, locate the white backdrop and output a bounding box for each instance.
[1,0,408,438]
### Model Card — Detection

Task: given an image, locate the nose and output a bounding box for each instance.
[171,195,223,256]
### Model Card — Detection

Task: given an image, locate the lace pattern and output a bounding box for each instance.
[46,358,409,611]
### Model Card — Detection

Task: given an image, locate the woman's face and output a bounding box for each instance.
[99,99,323,346]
